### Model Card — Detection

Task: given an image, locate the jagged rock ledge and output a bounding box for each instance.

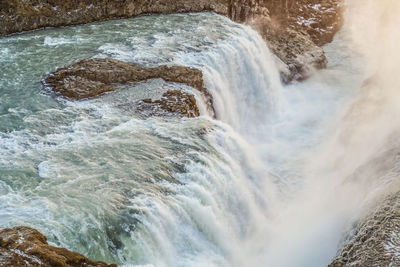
[329,192,400,267]
[0,0,343,82]
[44,57,211,117]
[0,226,116,267]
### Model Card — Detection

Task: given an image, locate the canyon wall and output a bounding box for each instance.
[329,192,400,267]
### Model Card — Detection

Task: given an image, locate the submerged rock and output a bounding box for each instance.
[0,226,116,267]
[1,0,343,82]
[44,57,213,117]
[329,192,400,267]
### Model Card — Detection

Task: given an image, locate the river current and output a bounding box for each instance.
[0,11,369,267]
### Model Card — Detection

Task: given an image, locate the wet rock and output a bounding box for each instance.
[1,0,343,82]
[262,0,343,47]
[251,0,343,82]
[329,192,400,267]
[138,90,200,118]
[0,226,116,267]
[44,57,214,115]
[0,0,227,36]
[265,27,327,82]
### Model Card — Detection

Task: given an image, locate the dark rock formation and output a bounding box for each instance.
[0,0,343,82]
[329,192,400,267]
[139,90,200,118]
[0,226,116,267]
[262,0,343,46]
[0,0,230,36]
[265,27,327,81]
[255,0,343,81]
[44,57,210,117]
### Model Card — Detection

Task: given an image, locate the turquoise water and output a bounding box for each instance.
[0,12,365,267]
[0,13,278,266]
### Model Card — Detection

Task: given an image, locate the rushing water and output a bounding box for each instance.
[0,11,369,267]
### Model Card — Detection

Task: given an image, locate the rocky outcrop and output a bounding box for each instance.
[262,0,343,46]
[329,192,400,267]
[0,0,343,82]
[0,226,116,267]
[254,0,343,81]
[265,27,327,81]
[44,57,210,117]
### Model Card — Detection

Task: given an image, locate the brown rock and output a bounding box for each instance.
[138,90,201,118]
[0,226,116,267]
[247,0,343,82]
[264,27,327,82]
[262,0,344,46]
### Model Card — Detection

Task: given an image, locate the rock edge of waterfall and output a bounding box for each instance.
[0,0,343,82]
[0,226,117,267]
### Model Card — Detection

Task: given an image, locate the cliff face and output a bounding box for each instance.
[329,192,400,267]
[259,0,343,81]
[262,0,343,46]
[0,0,228,35]
[0,0,342,81]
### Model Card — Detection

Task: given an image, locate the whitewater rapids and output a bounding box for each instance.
[0,4,384,266]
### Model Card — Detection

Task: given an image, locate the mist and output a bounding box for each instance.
[245,0,400,266]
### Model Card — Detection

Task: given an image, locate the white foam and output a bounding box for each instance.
[38,161,60,179]
[43,36,74,46]
[98,43,136,61]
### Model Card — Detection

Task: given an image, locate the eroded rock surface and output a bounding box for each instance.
[263,0,343,46]
[1,0,343,81]
[0,226,116,267]
[329,192,400,267]
[265,27,327,81]
[256,0,343,81]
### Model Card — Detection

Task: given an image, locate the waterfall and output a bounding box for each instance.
[0,8,378,267]
[174,24,283,135]
[0,13,284,266]
[105,18,285,267]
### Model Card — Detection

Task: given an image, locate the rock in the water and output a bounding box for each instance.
[138,90,200,118]
[44,57,213,116]
[0,226,116,267]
